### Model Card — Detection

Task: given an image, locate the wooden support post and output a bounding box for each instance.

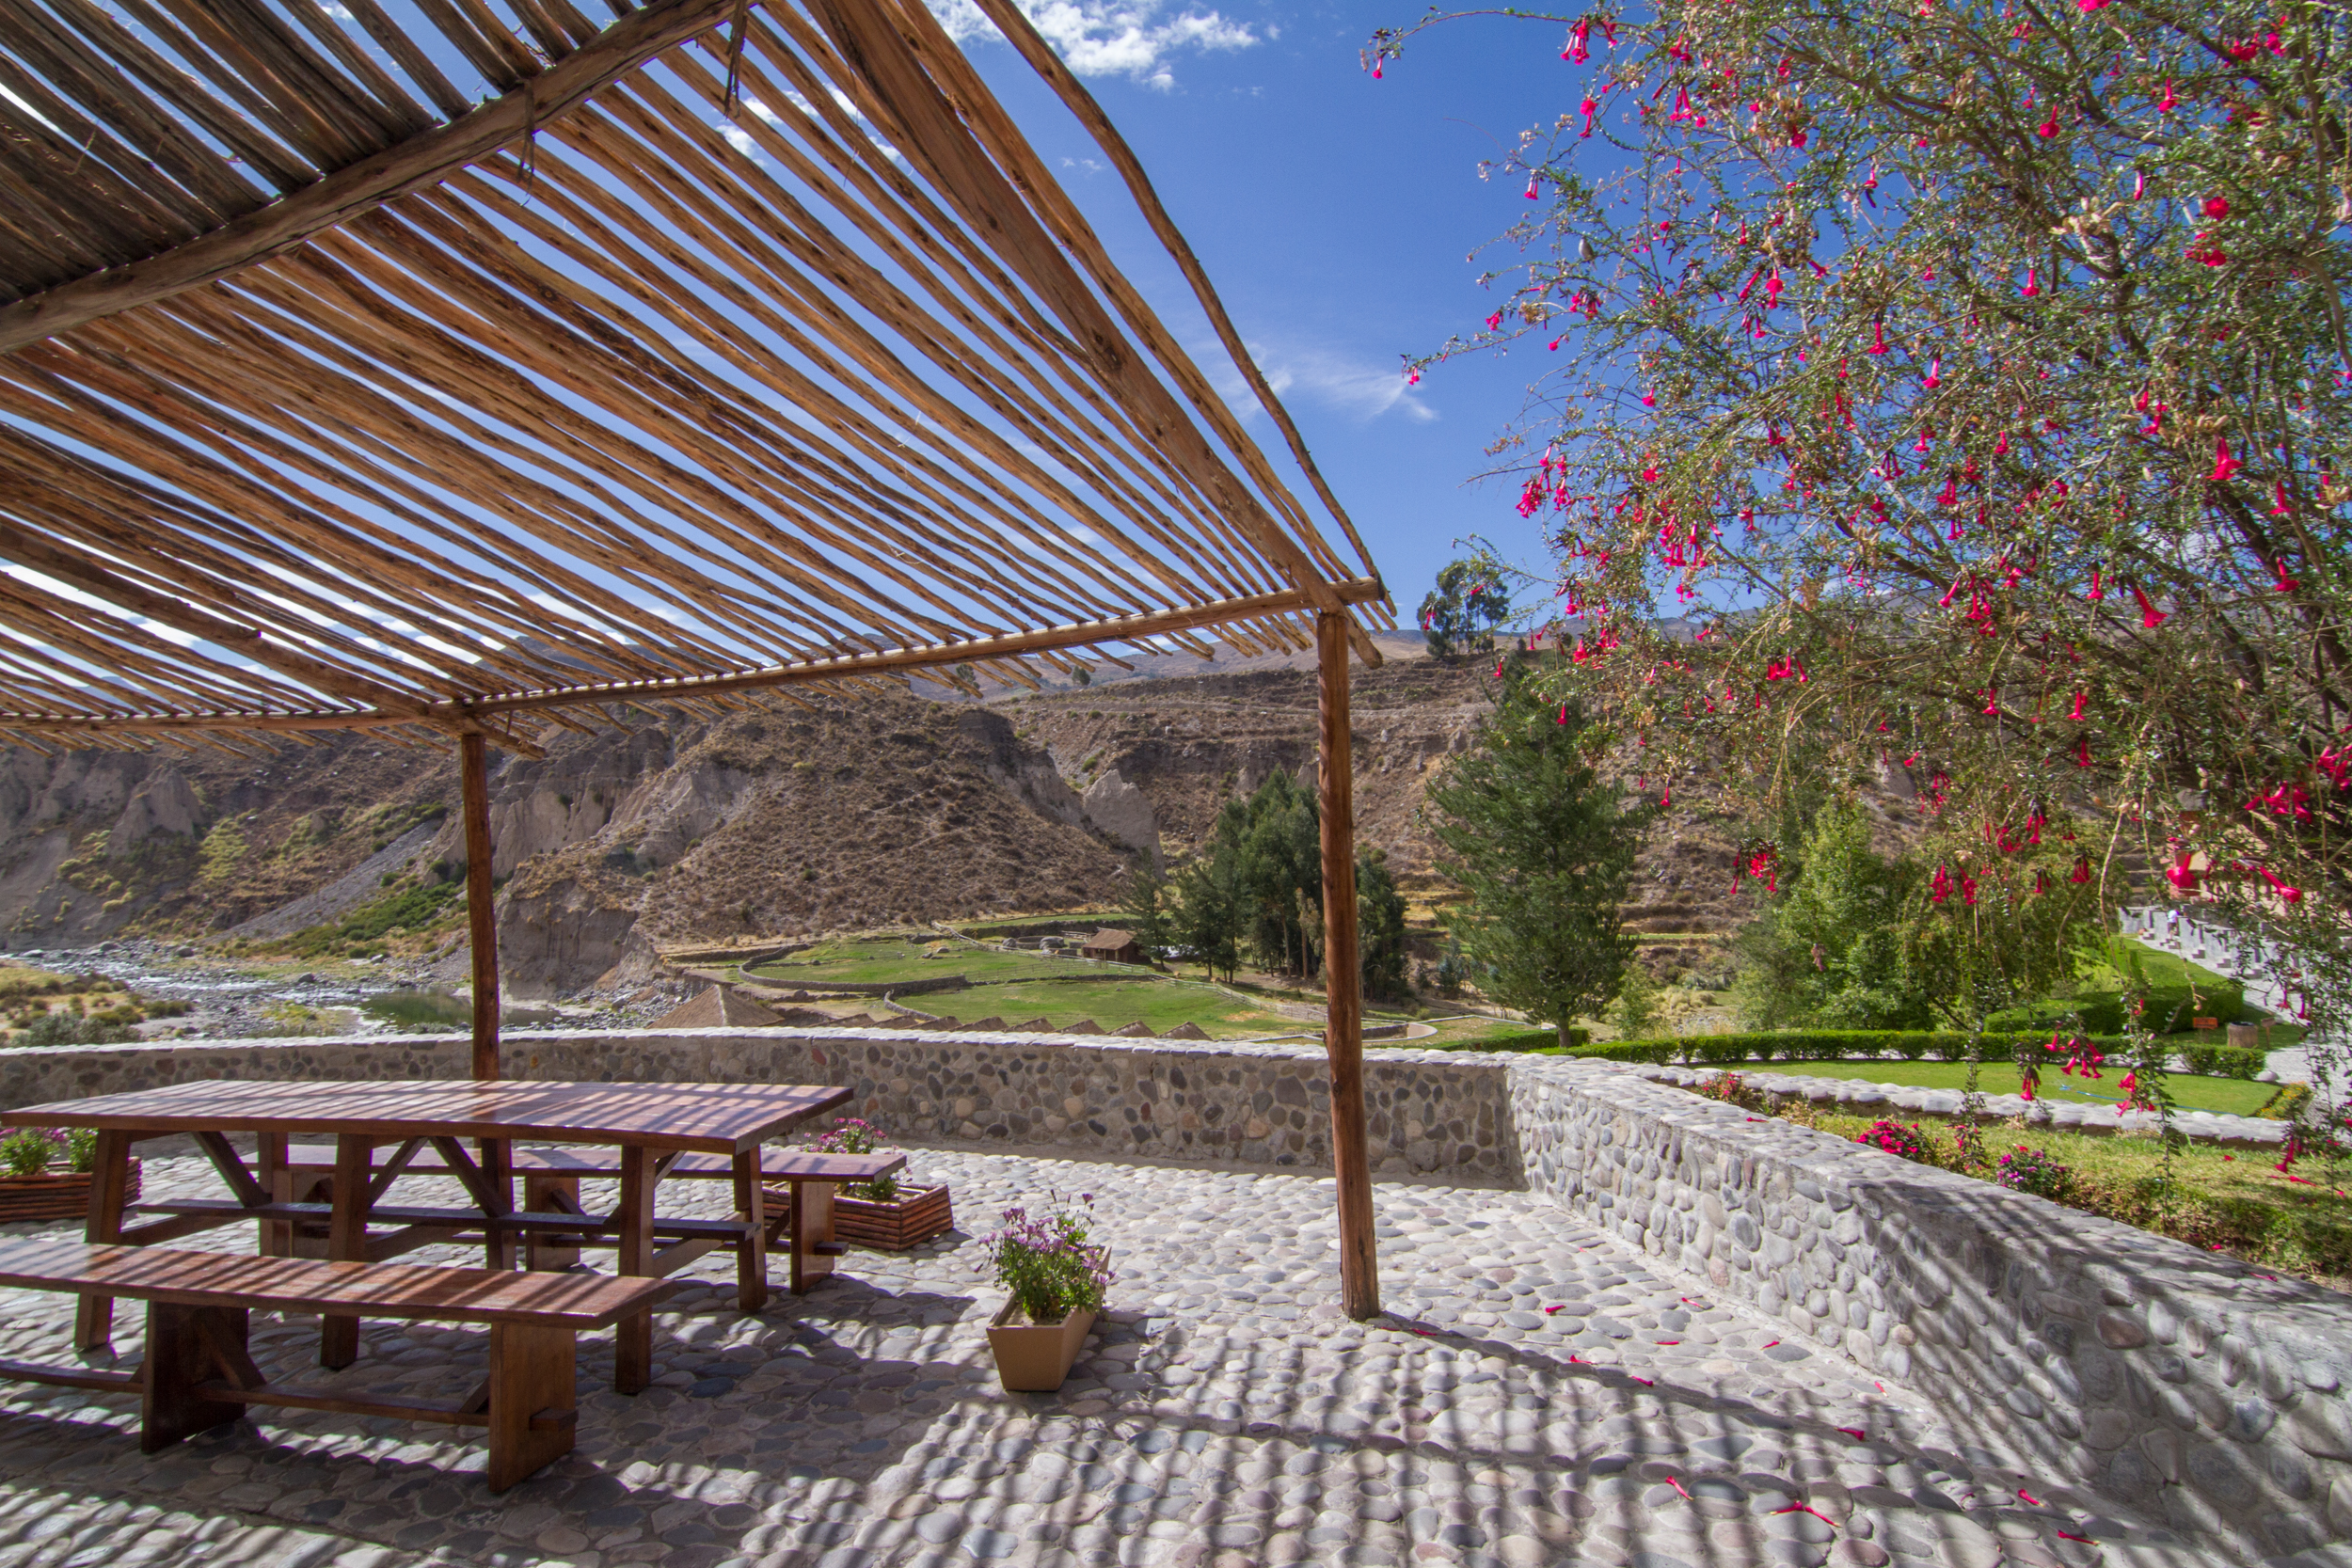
[613,1145,657,1394]
[1316,610,1379,1321]
[74,1129,133,1352]
[461,729,501,1083]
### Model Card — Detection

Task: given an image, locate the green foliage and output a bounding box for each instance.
[1168,771,1324,981]
[1419,554,1514,661]
[1558,1028,2267,1078]
[15,1011,134,1047]
[1731,805,1931,1030]
[285,879,461,958]
[805,1117,898,1202]
[2259,1083,2314,1121]
[1610,962,1662,1039]
[198,819,248,882]
[1447,1025,1589,1053]
[1120,861,1176,964]
[1427,676,1653,1045]
[0,1129,56,1177]
[1356,847,1409,999]
[63,1127,96,1174]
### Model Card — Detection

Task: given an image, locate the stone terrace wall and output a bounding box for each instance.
[1510,1055,2352,1561]
[0,1027,1518,1181]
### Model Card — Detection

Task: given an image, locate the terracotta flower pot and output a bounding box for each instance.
[986,1300,1096,1392]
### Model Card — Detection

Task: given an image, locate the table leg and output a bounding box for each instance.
[479,1137,513,1271]
[614,1144,656,1394]
[732,1148,768,1315]
[255,1132,291,1259]
[322,1133,373,1369]
[73,1129,133,1353]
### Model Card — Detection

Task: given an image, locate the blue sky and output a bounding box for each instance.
[943,0,1585,617]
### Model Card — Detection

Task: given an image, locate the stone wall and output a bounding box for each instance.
[1508,1055,2352,1562]
[0,1027,1518,1181]
[10,1028,2352,1556]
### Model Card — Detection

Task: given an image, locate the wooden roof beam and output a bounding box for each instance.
[0,0,740,354]
[0,578,1386,737]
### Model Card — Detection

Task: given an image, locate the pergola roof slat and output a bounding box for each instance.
[0,0,1387,752]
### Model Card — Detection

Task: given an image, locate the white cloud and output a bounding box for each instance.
[927,0,1260,89]
[1217,342,1437,425]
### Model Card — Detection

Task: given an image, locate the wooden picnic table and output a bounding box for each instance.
[0,1078,850,1392]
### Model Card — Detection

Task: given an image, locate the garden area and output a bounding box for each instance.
[1694,1069,2352,1288]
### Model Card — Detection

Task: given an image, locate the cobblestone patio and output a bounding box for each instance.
[0,1149,2257,1568]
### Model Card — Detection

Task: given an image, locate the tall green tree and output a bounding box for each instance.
[1121,859,1175,963]
[1427,675,1654,1044]
[1419,555,1514,660]
[1357,847,1410,1000]
[1732,805,1931,1030]
[1226,769,1324,977]
[1172,847,1245,982]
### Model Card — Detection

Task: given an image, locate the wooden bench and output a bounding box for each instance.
[0,1239,672,1490]
[273,1144,908,1292]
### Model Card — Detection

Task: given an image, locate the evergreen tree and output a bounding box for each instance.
[1357,847,1409,1000]
[1172,846,1245,982]
[1121,859,1175,963]
[1427,678,1653,1044]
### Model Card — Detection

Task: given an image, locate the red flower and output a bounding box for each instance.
[2202,196,2230,220]
[2210,439,2243,483]
[2069,853,2091,884]
[2130,582,2167,629]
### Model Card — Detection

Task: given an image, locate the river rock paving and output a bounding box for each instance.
[0,1149,2248,1567]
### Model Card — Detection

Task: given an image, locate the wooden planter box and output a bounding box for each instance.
[987,1301,1096,1392]
[760,1182,955,1252]
[0,1161,137,1225]
[833,1184,954,1251]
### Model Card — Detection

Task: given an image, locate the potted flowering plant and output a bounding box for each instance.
[0,1127,136,1223]
[802,1117,952,1250]
[984,1194,1115,1392]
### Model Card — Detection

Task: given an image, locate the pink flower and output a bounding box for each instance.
[1923,355,1941,388]
[2020,267,2040,297]
[2157,79,2177,113]
[2202,195,2230,220]
[2210,438,2243,483]
[2275,557,2301,593]
[2130,581,2167,628]
[2270,480,2293,516]
[1867,320,1890,356]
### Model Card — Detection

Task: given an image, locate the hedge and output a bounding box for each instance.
[1528,1028,2269,1081]
[1986,981,2249,1037]
[1452,1026,1588,1053]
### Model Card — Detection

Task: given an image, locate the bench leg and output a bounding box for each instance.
[788,1180,837,1295]
[142,1302,253,1451]
[523,1174,582,1271]
[731,1150,767,1314]
[486,1322,577,1492]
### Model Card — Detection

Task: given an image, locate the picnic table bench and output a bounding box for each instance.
[0,1238,670,1490]
[272,1142,908,1291]
[0,1079,870,1391]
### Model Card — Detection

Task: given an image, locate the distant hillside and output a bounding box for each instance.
[0,646,1774,996]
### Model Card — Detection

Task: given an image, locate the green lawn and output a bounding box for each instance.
[916,976,1305,1038]
[1730,1058,2278,1116]
[2081,936,2255,1004]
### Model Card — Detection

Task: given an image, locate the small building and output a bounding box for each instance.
[1079,929,1142,965]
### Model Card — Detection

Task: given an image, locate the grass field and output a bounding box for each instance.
[1753,1097,2352,1287]
[1725,1058,2279,1117]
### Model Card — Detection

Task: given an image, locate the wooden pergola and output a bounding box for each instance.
[0,0,1389,1315]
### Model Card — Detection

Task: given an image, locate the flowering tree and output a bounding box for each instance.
[1370,3,2352,1066]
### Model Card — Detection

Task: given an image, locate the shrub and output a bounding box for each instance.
[987,1194,1115,1324]
[1457,1026,1590,1053]
[2257,1083,2314,1122]
[0,1128,57,1177]
[1562,1028,2266,1079]
[14,1012,134,1048]
[63,1127,96,1174]
[806,1116,898,1202]
[1995,1146,2076,1204]
[1856,1119,1932,1162]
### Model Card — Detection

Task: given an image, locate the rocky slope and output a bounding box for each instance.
[0,641,1769,996]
